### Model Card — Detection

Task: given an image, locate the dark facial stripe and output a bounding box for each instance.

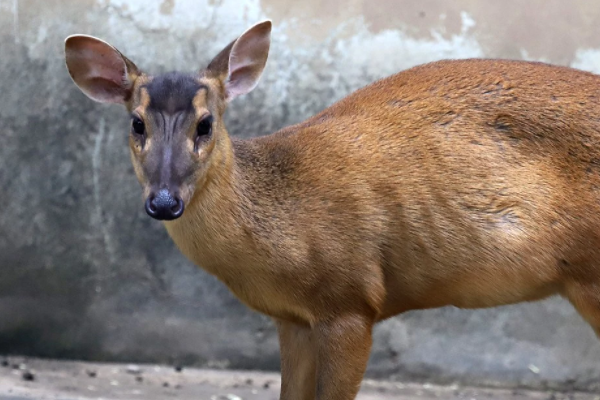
[145,72,207,114]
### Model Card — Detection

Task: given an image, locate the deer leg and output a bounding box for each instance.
[277,319,317,400]
[313,313,375,400]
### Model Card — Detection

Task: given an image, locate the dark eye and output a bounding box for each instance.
[132,117,145,136]
[195,115,213,150]
[196,115,213,138]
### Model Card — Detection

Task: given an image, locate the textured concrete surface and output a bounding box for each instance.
[0,0,600,391]
[0,357,599,400]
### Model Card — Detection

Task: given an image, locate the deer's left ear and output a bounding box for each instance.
[65,35,141,104]
[206,20,272,102]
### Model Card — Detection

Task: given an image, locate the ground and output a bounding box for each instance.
[0,357,598,400]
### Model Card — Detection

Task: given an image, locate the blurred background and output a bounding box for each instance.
[1,0,599,392]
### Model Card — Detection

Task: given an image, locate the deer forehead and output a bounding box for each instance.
[132,72,211,117]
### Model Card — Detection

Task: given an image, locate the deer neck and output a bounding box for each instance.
[163,135,261,276]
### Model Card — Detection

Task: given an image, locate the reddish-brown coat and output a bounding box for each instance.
[166,59,600,399]
[170,59,600,323]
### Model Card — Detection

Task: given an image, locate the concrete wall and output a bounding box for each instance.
[1,0,599,391]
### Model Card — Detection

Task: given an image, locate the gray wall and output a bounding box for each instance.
[1,0,599,391]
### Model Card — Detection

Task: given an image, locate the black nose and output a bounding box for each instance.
[145,189,185,221]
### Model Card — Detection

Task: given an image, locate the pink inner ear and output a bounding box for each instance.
[223,22,270,101]
[227,65,260,99]
[66,37,131,103]
[85,77,128,102]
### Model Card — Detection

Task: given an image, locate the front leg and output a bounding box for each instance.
[276,319,317,400]
[314,314,374,400]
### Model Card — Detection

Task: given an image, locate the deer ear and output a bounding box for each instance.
[64,35,140,104]
[206,20,271,102]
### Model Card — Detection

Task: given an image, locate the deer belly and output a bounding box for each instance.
[222,275,316,324]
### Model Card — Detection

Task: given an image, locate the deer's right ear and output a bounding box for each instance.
[64,35,140,104]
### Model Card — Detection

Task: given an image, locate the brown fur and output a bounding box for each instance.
[167,59,600,321]
[169,59,600,399]
[65,26,600,400]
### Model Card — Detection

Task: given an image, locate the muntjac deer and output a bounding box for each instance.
[65,20,600,400]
